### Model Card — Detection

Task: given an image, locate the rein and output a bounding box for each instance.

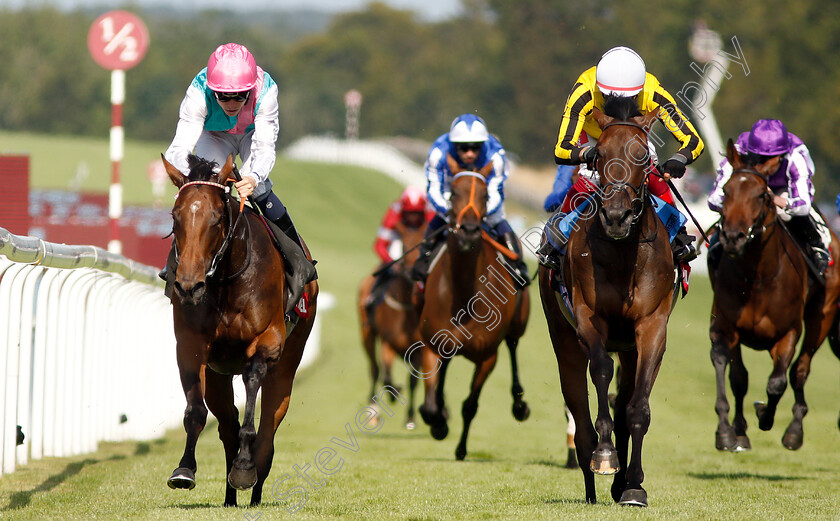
[452,172,485,229]
[720,168,773,242]
[450,171,518,260]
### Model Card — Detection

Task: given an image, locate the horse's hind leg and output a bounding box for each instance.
[829,313,840,430]
[455,354,498,461]
[358,284,380,398]
[204,370,240,506]
[506,336,531,422]
[406,348,421,430]
[228,354,268,491]
[250,365,296,506]
[755,332,797,431]
[381,342,400,396]
[168,359,208,491]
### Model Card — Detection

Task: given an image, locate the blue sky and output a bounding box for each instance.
[2,0,463,20]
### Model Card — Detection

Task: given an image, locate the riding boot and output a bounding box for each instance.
[365,268,393,309]
[799,215,830,277]
[501,231,531,288]
[672,226,698,264]
[706,230,723,272]
[269,212,318,316]
[536,236,567,288]
[411,227,445,284]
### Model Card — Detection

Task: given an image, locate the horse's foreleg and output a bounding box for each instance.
[418,347,450,440]
[614,319,667,508]
[506,336,530,422]
[455,354,498,461]
[581,327,618,476]
[204,371,240,507]
[610,351,636,504]
[228,353,268,491]
[710,321,742,451]
[756,331,797,431]
[168,362,208,491]
[381,342,400,396]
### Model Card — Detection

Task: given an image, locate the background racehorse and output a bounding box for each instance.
[357,221,427,428]
[162,154,318,507]
[539,97,674,507]
[416,171,530,460]
[709,140,840,452]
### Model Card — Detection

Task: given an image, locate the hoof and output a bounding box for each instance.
[405,421,416,430]
[782,425,803,450]
[754,401,774,431]
[455,444,466,461]
[590,448,619,475]
[167,467,196,490]
[512,401,531,422]
[565,447,578,469]
[619,488,648,507]
[715,427,737,451]
[228,466,258,490]
[430,422,449,440]
[733,435,752,452]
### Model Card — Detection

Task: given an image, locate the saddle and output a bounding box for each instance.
[262,217,317,319]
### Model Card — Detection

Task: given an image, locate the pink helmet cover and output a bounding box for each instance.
[207,43,257,92]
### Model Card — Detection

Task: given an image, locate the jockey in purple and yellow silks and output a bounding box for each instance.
[160,43,316,295]
[411,114,531,288]
[707,119,830,276]
[537,46,705,275]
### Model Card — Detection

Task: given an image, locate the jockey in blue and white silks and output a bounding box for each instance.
[412,114,530,288]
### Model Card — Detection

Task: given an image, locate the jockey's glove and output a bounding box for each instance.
[659,155,687,178]
[579,146,599,165]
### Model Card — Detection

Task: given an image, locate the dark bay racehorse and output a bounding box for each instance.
[416,171,530,460]
[709,140,840,451]
[162,154,318,506]
[539,97,675,507]
[357,221,427,428]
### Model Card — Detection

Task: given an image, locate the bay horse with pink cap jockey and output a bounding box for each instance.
[705,124,840,453]
[162,153,318,507]
[162,42,316,312]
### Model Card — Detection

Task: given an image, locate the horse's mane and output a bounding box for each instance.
[186,154,219,181]
[603,95,642,121]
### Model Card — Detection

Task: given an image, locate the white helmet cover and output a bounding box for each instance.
[449,114,489,143]
[596,46,646,97]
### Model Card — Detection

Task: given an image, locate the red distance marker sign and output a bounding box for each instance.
[87,11,149,71]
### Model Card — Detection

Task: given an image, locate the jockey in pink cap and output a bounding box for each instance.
[161,43,316,297]
[707,119,830,277]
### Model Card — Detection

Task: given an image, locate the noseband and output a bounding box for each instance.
[594,120,651,222]
[720,168,773,242]
[175,180,250,280]
[451,172,486,232]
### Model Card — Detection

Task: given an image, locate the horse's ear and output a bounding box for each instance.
[637,110,659,132]
[446,153,463,174]
[755,155,781,177]
[161,154,187,188]
[478,162,493,178]
[218,154,235,184]
[591,107,613,130]
[725,139,742,169]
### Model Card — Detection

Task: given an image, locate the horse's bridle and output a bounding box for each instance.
[719,168,773,242]
[174,180,251,280]
[450,172,486,232]
[594,120,652,223]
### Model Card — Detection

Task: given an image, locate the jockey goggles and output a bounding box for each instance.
[215,90,250,103]
[456,142,483,153]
